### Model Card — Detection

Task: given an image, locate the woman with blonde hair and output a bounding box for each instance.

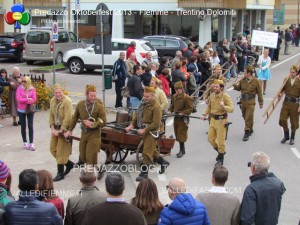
[16,76,36,150]
[36,170,64,218]
[131,179,164,225]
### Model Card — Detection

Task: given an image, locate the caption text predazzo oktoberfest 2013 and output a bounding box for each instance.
[33,9,237,16]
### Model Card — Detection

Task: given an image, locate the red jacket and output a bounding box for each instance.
[126,45,139,64]
[157,74,170,97]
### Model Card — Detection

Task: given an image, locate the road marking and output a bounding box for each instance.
[227,87,234,92]
[291,148,300,159]
[157,172,167,181]
[271,52,300,69]
[200,101,206,105]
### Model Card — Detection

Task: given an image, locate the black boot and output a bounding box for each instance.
[249,129,254,136]
[177,142,185,158]
[94,165,106,181]
[75,157,84,167]
[281,130,289,143]
[136,164,148,182]
[290,133,295,145]
[156,156,170,174]
[64,160,74,176]
[53,165,64,182]
[243,131,250,141]
[215,153,224,166]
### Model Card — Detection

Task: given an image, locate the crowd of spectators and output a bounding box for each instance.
[0,151,286,225]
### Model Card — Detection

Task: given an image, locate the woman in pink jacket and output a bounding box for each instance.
[16,76,37,150]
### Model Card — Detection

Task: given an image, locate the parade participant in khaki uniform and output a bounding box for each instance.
[64,85,107,180]
[204,64,226,102]
[233,66,263,141]
[49,83,74,182]
[169,81,194,158]
[279,65,300,145]
[125,87,169,181]
[200,80,234,166]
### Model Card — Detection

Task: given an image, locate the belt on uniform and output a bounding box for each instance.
[284,96,299,103]
[82,127,99,133]
[54,125,61,130]
[241,93,256,100]
[211,114,228,120]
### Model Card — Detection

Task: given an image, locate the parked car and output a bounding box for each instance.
[63,38,158,74]
[0,33,25,62]
[23,27,85,65]
[142,35,192,66]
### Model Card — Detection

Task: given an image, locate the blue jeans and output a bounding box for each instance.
[129,97,141,114]
[18,111,34,143]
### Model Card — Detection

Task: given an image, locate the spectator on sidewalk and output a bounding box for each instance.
[0,160,15,225]
[64,166,106,225]
[284,28,293,55]
[127,65,144,113]
[157,57,168,75]
[274,29,283,61]
[132,178,164,225]
[141,67,152,87]
[196,165,240,225]
[171,51,182,71]
[16,76,37,150]
[171,62,186,95]
[126,41,138,64]
[158,177,210,225]
[8,67,22,126]
[5,169,63,225]
[86,172,147,225]
[36,170,64,218]
[157,69,171,97]
[240,152,286,225]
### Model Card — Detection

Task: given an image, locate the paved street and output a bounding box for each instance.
[0,46,300,224]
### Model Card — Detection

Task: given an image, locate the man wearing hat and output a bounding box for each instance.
[0,160,14,224]
[200,79,234,165]
[169,81,194,158]
[49,83,75,182]
[233,66,263,141]
[125,86,170,181]
[64,85,107,180]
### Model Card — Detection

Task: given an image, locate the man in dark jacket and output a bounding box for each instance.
[158,177,210,225]
[240,152,286,225]
[141,67,152,87]
[171,61,187,95]
[86,172,146,225]
[127,65,144,113]
[5,169,63,225]
[65,166,106,225]
[112,52,127,109]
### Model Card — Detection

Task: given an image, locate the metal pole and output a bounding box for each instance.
[101,7,105,104]
[76,8,79,48]
[53,40,56,85]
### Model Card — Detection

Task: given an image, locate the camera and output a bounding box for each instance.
[247,162,251,167]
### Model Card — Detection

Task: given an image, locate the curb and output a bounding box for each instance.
[29,67,67,73]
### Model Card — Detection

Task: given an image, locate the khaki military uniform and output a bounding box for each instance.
[169,93,194,142]
[203,91,234,153]
[49,95,73,164]
[234,77,263,131]
[279,77,300,133]
[131,99,162,164]
[69,99,106,165]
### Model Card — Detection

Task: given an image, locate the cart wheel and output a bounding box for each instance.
[111,147,129,164]
[136,141,160,165]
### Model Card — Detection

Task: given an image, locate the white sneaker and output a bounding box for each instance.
[24,143,30,150]
[29,143,35,151]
